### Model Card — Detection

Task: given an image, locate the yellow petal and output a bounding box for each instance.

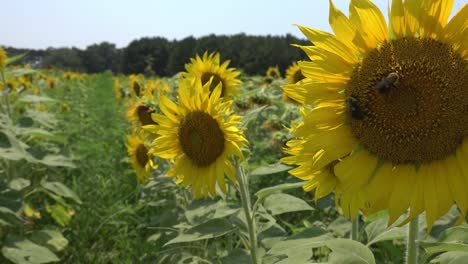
[349,0,389,49]
[404,0,422,36]
[364,162,394,212]
[439,4,468,45]
[283,78,345,105]
[420,0,455,37]
[328,0,367,54]
[296,25,358,64]
[334,150,378,192]
[295,45,354,73]
[387,165,417,225]
[298,61,351,83]
[444,156,468,218]
[389,0,406,38]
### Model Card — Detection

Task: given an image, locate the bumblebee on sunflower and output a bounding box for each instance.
[282,0,467,230]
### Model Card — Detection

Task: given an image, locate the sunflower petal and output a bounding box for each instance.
[349,0,389,49]
[296,25,358,64]
[389,0,406,38]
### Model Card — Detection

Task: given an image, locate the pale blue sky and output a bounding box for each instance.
[1,0,465,49]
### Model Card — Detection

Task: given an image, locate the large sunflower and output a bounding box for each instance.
[183,52,241,97]
[126,135,156,185]
[283,0,467,230]
[148,79,247,198]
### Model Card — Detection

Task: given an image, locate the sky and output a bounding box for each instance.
[1,0,465,49]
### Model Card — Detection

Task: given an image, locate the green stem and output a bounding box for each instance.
[235,163,258,264]
[1,71,12,118]
[406,216,419,264]
[351,216,359,241]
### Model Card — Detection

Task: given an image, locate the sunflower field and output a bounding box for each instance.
[1,0,468,263]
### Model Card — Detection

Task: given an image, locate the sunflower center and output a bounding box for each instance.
[293,69,305,83]
[178,111,225,167]
[201,72,225,96]
[133,81,141,97]
[346,37,467,164]
[136,144,149,168]
[137,105,157,126]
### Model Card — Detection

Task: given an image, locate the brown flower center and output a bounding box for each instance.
[136,144,149,168]
[178,111,225,167]
[137,105,157,126]
[133,81,141,97]
[293,69,305,83]
[201,72,225,97]
[346,37,467,164]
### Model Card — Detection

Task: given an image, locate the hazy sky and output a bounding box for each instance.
[1,0,465,49]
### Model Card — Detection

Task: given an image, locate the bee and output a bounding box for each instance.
[375,72,399,93]
[346,96,366,120]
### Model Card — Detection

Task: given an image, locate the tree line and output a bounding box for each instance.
[5,33,310,76]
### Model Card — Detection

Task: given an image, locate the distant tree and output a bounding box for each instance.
[166,36,197,74]
[121,37,169,76]
[81,42,119,73]
[42,47,84,71]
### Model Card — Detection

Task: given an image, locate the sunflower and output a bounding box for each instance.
[148,79,248,198]
[282,0,467,230]
[126,135,156,184]
[129,75,143,97]
[182,52,241,97]
[126,101,158,132]
[266,66,281,79]
[0,47,6,71]
[285,62,305,84]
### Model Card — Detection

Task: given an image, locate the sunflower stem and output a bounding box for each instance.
[406,216,419,264]
[235,163,258,264]
[351,216,359,241]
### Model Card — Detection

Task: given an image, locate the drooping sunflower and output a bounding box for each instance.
[129,75,143,97]
[266,66,281,79]
[285,62,305,84]
[148,79,248,198]
[126,101,158,132]
[126,135,156,184]
[282,0,467,230]
[182,52,241,97]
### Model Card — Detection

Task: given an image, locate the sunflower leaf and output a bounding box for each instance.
[263,193,313,215]
[164,218,235,246]
[326,238,376,264]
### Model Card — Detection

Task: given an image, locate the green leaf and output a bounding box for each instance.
[41,181,81,204]
[255,182,304,200]
[9,178,30,191]
[17,117,34,127]
[30,228,68,252]
[438,226,468,244]
[263,193,313,215]
[165,218,235,246]
[251,163,292,176]
[184,199,239,225]
[327,216,351,237]
[0,131,12,148]
[0,206,22,226]
[326,238,376,264]
[2,234,60,264]
[221,249,252,264]
[420,241,468,255]
[5,53,27,65]
[39,155,75,168]
[430,251,468,264]
[267,227,332,262]
[365,217,407,246]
